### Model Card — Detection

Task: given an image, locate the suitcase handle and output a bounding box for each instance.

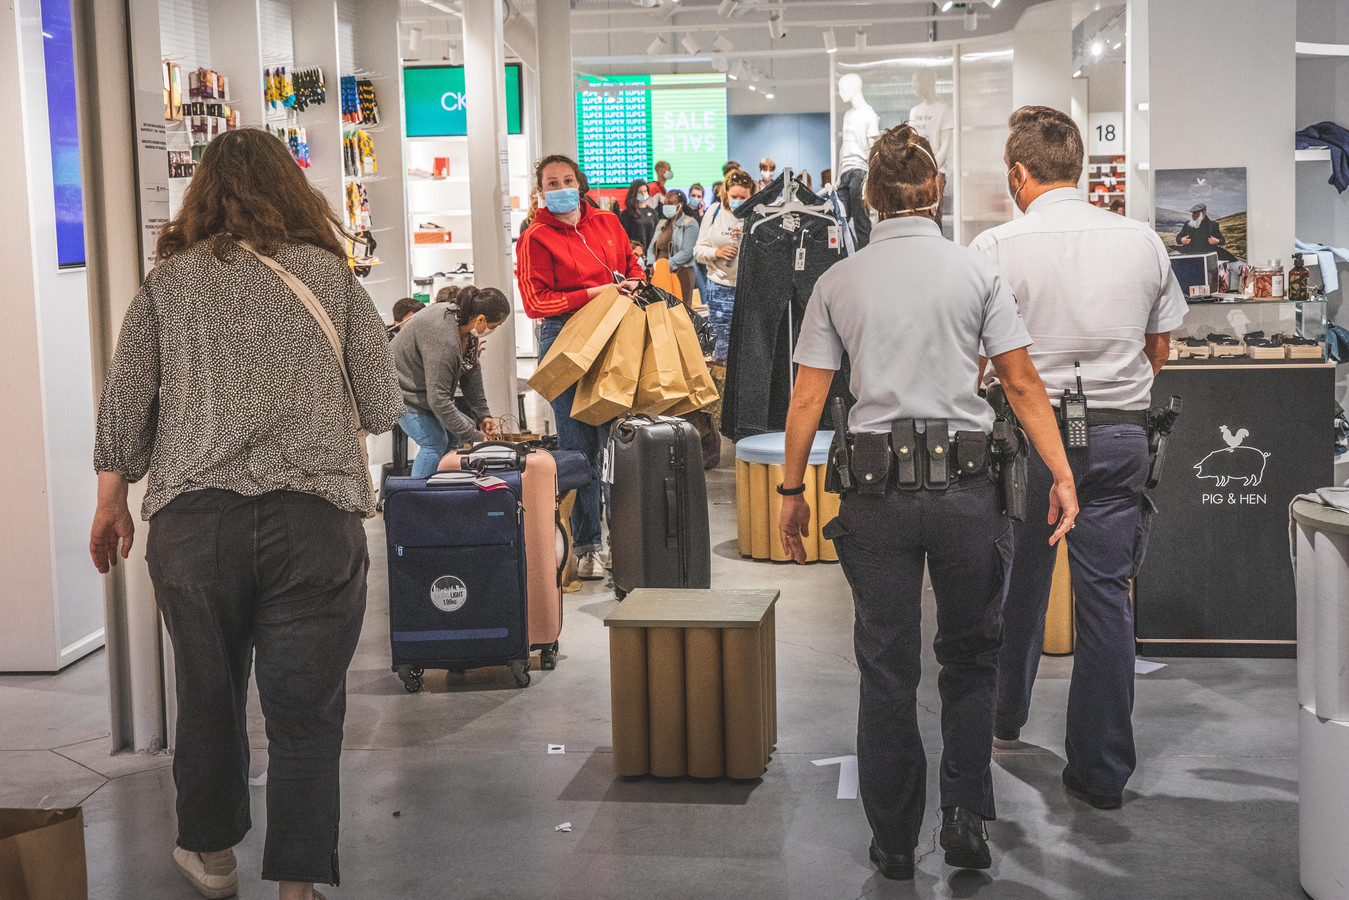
[664,476,678,549]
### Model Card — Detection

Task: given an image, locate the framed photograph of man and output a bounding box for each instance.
[1154,167,1247,262]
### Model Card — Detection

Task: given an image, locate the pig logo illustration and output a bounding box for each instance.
[1194,426,1270,488]
[430,576,468,612]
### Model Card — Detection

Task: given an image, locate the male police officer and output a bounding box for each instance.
[779,123,1078,880]
[971,106,1187,810]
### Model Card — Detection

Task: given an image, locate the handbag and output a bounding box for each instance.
[240,242,376,510]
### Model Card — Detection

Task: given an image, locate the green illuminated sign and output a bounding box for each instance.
[404,64,522,137]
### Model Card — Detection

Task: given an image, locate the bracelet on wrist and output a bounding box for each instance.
[776,483,807,496]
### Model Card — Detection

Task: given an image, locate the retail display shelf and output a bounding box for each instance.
[412,208,473,217]
[1297,147,1331,162]
[409,175,471,183]
[413,242,474,250]
[1164,357,1330,368]
[1186,297,1326,305]
[1297,41,1349,59]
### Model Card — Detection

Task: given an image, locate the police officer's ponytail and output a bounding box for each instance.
[864,124,942,222]
[451,285,512,327]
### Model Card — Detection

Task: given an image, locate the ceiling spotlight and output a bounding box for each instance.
[713,33,733,53]
[681,34,700,54]
[1091,40,1102,56]
[986,0,1000,7]
[764,91,774,99]
[717,0,737,16]
[1072,68,1082,77]
[728,60,745,80]
[768,10,785,39]
[1112,40,1122,49]
[747,84,756,91]
[407,27,421,53]
[941,1,955,12]
[647,35,667,56]
[823,29,837,54]
[446,41,464,66]
[712,55,729,72]
[964,5,977,30]
[855,26,866,50]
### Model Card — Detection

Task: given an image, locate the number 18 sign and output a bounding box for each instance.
[1089,112,1124,155]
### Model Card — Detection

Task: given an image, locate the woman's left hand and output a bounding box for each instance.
[779,494,812,565]
[480,418,499,437]
[90,502,135,574]
[618,279,641,295]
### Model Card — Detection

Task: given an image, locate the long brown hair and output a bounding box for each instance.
[155,128,348,261]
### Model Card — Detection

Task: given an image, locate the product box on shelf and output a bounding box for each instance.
[414,228,452,245]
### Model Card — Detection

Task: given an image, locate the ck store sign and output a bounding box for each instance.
[404,64,523,138]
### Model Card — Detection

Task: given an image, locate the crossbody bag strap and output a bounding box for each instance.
[240,242,361,431]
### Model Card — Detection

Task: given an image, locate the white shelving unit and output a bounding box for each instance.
[1297,147,1332,162]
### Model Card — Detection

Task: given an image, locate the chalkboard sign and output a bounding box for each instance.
[1135,364,1334,657]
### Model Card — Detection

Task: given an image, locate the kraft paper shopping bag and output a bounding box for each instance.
[571,302,646,425]
[528,287,632,401]
[633,302,690,415]
[0,807,88,900]
[665,304,721,416]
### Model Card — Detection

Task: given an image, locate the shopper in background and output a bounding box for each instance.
[649,160,672,202]
[758,157,776,190]
[711,179,726,207]
[723,160,742,177]
[89,127,402,900]
[518,153,645,580]
[391,285,509,478]
[647,189,701,305]
[779,123,1077,881]
[694,168,755,363]
[435,284,461,305]
[971,105,1187,811]
[619,178,657,252]
[688,183,706,222]
[821,168,833,190]
[1108,197,1126,216]
[388,296,423,337]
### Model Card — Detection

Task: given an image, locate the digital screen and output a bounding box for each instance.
[41,0,85,269]
[404,64,522,137]
[577,74,727,189]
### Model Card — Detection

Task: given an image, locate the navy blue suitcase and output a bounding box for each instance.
[383,472,532,691]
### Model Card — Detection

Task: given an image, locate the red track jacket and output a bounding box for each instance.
[517,204,645,319]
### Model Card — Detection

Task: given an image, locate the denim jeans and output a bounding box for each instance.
[703,279,735,364]
[539,315,609,553]
[399,409,450,479]
[823,477,1012,853]
[146,489,367,885]
[995,425,1150,797]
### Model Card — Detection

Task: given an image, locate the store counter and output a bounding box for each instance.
[1134,362,1334,657]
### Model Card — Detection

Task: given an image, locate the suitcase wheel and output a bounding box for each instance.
[540,641,559,671]
[396,665,424,693]
[509,658,532,687]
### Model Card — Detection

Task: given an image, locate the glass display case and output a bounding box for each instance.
[1168,298,1327,364]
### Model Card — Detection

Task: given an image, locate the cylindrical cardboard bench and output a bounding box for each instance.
[735,431,838,563]
[605,589,779,780]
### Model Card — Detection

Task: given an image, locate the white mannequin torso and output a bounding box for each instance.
[839,101,880,175]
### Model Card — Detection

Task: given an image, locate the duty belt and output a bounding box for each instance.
[848,419,991,497]
[1086,408,1149,428]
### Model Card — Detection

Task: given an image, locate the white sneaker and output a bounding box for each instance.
[172,846,239,899]
[598,550,612,570]
[577,551,604,580]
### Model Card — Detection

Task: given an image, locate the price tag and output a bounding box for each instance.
[827,225,840,249]
[795,247,807,271]
[782,213,799,232]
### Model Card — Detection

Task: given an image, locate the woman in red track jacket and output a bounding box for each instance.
[517,154,644,580]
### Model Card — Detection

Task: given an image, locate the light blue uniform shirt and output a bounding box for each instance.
[793,216,1031,438]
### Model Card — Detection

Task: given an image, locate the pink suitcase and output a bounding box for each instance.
[439,443,565,669]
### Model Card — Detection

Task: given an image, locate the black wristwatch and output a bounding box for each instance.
[776,483,807,496]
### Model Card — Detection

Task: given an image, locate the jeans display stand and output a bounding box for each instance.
[1292,499,1349,900]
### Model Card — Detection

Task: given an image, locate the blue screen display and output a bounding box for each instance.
[41,0,85,269]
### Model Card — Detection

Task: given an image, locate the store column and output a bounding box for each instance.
[536,0,576,157]
[462,0,519,420]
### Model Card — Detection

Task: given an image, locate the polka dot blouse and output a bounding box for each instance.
[94,240,404,519]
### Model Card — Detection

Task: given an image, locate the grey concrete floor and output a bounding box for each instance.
[0,453,1303,899]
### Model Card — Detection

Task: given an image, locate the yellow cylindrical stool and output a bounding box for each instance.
[684,627,725,778]
[735,431,836,563]
[1044,539,1075,655]
[647,627,688,777]
[609,626,650,776]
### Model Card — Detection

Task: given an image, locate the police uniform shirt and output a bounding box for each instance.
[793,216,1032,438]
[970,187,1188,411]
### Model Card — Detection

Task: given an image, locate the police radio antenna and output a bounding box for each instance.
[1075,362,1085,396]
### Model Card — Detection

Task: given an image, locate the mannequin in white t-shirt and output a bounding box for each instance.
[837,73,881,247]
[908,69,953,171]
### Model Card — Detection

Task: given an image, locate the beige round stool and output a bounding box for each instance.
[735,431,838,563]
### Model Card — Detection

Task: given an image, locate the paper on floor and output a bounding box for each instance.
[1135,659,1167,675]
[555,822,573,833]
[548,744,565,754]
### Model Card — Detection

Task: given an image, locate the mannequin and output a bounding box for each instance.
[907,69,953,171]
[836,73,881,248]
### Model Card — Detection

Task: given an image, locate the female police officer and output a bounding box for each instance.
[778,124,1078,879]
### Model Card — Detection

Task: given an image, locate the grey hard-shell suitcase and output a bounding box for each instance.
[608,415,712,599]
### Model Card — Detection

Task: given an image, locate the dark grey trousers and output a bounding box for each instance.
[823,477,1013,853]
[146,489,368,885]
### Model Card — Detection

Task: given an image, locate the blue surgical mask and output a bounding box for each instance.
[662,204,678,219]
[545,188,580,214]
[636,191,649,204]
[729,198,745,211]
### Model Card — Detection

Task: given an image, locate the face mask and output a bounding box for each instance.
[761,170,772,178]
[545,188,580,214]
[729,197,745,211]
[636,191,649,204]
[662,204,678,219]
[477,321,499,338]
[691,195,702,206]
[1006,165,1025,209]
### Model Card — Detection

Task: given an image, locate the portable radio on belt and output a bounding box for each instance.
[1059,362,1089,451]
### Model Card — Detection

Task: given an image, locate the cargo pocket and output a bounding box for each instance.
[987,524,1016,635]
[1129,495,1158,579]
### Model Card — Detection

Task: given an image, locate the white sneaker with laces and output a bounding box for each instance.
[598,550,612,570]
[577,551,604,580]
[172,846,239,899]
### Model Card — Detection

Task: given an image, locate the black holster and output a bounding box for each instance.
[992,417,1027,521]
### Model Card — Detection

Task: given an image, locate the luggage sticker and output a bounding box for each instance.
[430,575,469,612]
